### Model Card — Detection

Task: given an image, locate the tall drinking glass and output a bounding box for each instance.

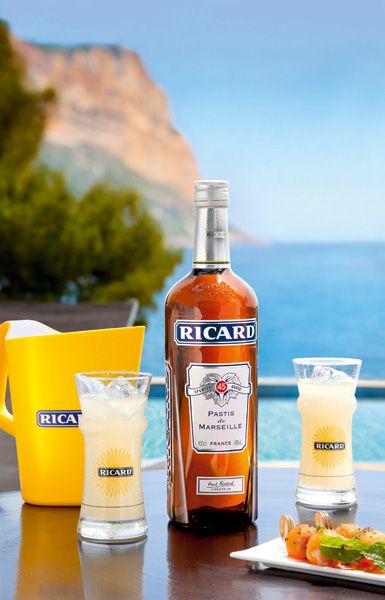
[293,358,361,508]
[75,371,152,543]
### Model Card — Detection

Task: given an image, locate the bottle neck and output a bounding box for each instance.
[192,206,230,269]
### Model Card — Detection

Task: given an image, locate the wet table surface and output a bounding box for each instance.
[1,468,385,599]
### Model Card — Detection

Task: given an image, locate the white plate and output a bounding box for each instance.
[230,538,385,587]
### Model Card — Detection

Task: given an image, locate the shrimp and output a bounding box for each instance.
[285,524,316,560]
[358,530,385,545]
[306,529,343,566]
[335,523,362,539]
[354,530,385,574]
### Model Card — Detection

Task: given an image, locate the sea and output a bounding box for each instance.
[141,243,385,379]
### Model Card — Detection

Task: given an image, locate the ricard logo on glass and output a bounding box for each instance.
[174,319,257,346]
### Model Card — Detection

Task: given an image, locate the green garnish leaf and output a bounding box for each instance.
[319,535,385,571]
[362,543,385,571]
[319,536,362,563]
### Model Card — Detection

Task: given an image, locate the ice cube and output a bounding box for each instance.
[105,377,145,419]
[111,395,146,419]
[311,365,352,383]
[76,375,105,396]
[105,376,139,400]
[80,393,109,418]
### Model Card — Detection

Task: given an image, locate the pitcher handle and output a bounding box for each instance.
[0,322,15,436]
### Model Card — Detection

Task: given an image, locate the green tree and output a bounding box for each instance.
[0,20,182,314]
[75,183,181,306]
[0,20,55,178]
[0,171,181,309]
[0,167,80,300]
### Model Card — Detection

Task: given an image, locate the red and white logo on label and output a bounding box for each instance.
[215,380,228,394]
[186,371,251,408]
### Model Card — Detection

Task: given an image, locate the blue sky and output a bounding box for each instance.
[2,0,385,241]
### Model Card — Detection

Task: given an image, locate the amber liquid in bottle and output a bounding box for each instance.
[165,181,258,529]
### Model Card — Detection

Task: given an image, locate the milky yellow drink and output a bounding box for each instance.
[293,359,361,508]
[76,373,151,543]
[298,381,356,489]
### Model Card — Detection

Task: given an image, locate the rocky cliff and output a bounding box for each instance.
[14,40,200,243]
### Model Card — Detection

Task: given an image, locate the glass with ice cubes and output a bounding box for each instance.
[75,371,152,543]
[293,358,361,508]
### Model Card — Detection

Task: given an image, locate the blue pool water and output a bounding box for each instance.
[143,397,385,462]
[141,243,385,379]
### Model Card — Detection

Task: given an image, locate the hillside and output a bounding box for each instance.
[14,39,198,243]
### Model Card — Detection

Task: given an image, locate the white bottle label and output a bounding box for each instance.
[196,476,244,495]
[185,362,252,454]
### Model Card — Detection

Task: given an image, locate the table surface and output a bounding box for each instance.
[1,468,385,600]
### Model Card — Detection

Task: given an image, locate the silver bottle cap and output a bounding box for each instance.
[194,180,229,207]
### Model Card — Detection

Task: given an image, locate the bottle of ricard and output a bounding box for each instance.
[165,180,258,528]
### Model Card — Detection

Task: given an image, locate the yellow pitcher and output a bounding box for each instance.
[0,320,145,506]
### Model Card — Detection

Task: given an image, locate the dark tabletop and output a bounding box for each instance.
[1,467,385,600]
